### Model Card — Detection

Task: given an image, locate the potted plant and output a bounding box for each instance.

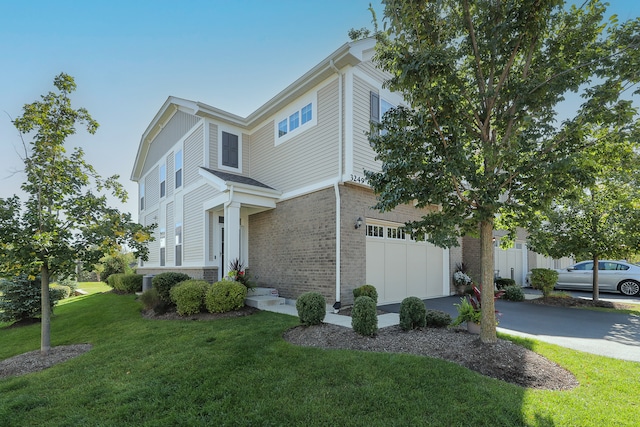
[451,297,482,333]
[453,270,473,295]
[451,285,505,334]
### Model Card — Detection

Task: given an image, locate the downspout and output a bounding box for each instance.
[330,59,343,312]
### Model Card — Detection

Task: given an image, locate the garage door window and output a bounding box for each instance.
[387,227,406,240]
[366,225,384,238]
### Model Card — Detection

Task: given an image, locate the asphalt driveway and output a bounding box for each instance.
[379,291,640,363]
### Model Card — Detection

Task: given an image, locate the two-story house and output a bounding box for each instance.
[131,37,456,306]
[131,37,568,306]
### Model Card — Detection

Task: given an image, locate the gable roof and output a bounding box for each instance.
[200,167,274,190]
[131,37,377,182]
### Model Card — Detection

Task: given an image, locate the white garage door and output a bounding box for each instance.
[494,239,527,285]
[365,221,448,304]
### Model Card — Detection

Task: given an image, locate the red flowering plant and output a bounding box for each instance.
[452,285,505,326]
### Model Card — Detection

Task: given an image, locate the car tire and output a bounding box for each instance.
[618,280,640,297]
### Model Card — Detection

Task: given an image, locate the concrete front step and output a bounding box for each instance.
[245,295,286,309]
[247,287,279,297]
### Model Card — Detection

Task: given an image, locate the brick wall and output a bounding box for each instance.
[249,187,337,302]
[249,183,463,304]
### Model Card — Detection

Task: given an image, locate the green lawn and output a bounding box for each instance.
[1,292,639,426]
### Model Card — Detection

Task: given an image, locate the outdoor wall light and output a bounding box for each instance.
[355,217,363,229]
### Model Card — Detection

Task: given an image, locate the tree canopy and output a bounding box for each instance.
[527,119,640,299]
[0,73,154,354]
[365,0,640,342]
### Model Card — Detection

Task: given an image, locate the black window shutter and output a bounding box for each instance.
[222,132,239,168]
[370,91,380,123]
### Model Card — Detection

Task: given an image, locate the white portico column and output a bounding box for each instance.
[224,201,241,276]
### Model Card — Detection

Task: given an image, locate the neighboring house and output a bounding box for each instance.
[463,228,574,286]
[131,37,564,305]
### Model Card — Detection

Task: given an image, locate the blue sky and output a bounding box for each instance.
[1,1,639,218]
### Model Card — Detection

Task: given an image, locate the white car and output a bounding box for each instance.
[528,260,640,297]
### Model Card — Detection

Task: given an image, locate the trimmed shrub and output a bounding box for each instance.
[49,284,72,300]
[107,273,143,293]
[139,288,162,311]
[295,292,326,326]
[530,268,558,298]
[351,296,378,337]
[399,296,426,331]
[57,277,78,295]
[0,275,62,323]
[502,285,525,302]
[152,272,191,303]
[495,278,516,290]
[170,280,210,316]
[425,309,452,328]
[205,280,247,313]
[353,284,378,304]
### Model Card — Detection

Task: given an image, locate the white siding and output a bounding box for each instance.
[208,123,218,171]
[166,152,174,198]
[183,184,211,263]
[166,201,174,264]
[145,210,159,264]
[251,80,340,192]
[242,132,250,175]
[184,124,204,187]
[143,111,200,176]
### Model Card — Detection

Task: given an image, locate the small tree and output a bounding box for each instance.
[530,269,559,299]
[0,73,154,355]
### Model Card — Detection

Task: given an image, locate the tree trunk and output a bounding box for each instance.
[40,264,51,356]
[479,219,497,344]
[592,254,599,302]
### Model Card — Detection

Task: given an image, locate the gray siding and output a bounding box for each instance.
[183,184,212,263]
[357,61,390,87]
[144,165,159,209]
[143,111,200,176]
[352,75,382,177]
[184,124,204,187]
[251,80,340,193]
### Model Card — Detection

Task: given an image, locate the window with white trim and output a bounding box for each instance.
[289,111,299,132]
[159,164,166,198]
[175,150,183,189]
[370,91,395,141]
[175,223,182,266]
[274,94,317,145]
[159,228,166,266]
[140,182,145,211]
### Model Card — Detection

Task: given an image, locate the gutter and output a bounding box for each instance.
[330,59,343,312]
